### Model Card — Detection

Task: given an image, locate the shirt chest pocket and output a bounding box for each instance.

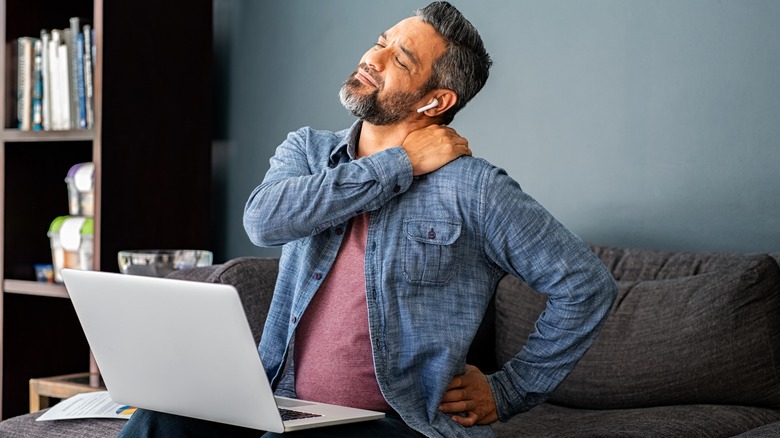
[403,219,462,286]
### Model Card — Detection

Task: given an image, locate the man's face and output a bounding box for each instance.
[340,17,447,125]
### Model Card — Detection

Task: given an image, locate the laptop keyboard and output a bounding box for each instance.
[279,408,322,421]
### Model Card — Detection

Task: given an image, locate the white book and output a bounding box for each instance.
[41,31,52,131]
[62,28,75,129]
[49,30,63,130]
[58,43,71,130]
[17,37,34,131]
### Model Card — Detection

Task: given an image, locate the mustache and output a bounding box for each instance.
[354,63,382,89]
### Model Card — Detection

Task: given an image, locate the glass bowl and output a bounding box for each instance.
[117,249,213,277]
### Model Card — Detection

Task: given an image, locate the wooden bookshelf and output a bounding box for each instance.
[3,280,69,299]
[0,129,94,142]
[0,0,213,419]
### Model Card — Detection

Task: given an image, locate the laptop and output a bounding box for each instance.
[61,268,385,433]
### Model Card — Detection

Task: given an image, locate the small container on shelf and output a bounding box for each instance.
[48,216,94,283]
[34,264,54,283]
[65,162,95,216]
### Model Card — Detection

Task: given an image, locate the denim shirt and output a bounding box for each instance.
[243,121,617,438]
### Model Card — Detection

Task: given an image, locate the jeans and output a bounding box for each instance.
[117,408,423,438]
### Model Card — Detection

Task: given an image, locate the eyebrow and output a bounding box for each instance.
[380,32,421,67]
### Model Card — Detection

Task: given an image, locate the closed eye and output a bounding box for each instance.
[375,34,413,72]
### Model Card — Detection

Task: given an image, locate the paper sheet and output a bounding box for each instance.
[36,391,135,421]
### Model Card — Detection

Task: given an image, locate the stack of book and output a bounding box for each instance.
[15,17,95,132]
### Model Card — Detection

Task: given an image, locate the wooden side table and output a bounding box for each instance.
[29,372,105,412]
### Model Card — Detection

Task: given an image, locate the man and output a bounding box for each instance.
[119,2,616,437]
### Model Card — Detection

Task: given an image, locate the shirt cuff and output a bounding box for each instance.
[487,370,530,422]
[364,146,414,196]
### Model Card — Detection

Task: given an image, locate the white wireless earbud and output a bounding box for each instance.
[416,98,439,113]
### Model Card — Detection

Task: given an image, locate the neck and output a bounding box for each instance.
[357,118,434,158]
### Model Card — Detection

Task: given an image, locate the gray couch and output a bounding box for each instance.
[2,244,780,437]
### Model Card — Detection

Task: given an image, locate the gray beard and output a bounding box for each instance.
[339,77,423,126]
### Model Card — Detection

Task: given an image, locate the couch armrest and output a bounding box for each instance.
[168,257,279,345]
[770,253,780,269]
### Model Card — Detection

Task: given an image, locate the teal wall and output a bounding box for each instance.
[213,0,780,260]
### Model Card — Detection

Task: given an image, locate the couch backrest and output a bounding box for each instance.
[169,257,279,345]
[494,245,780,409]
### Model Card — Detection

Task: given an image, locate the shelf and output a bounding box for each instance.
[3,279,69,298]
[0,129,94,143]
[0,0,213,420]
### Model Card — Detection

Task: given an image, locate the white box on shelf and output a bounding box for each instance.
[65,162,94,216]
[48,215,93,283]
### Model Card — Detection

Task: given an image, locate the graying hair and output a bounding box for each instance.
[415,1,492,124]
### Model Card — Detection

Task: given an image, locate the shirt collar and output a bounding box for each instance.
[328,120,363,166]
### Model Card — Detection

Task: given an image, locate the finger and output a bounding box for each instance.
[451,145,471,157]
[441,396,479,412]
[441,389,471,403]
[440,389,461,403]
[451,411,479,427]
[439,400,471,414]
[446,376,463,390]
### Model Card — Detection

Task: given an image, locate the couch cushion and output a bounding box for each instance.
[733,419,780,437]
[492,402,780,438]
[495,250,780,409]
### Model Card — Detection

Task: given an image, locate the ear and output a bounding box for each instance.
[418,89,458,116]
